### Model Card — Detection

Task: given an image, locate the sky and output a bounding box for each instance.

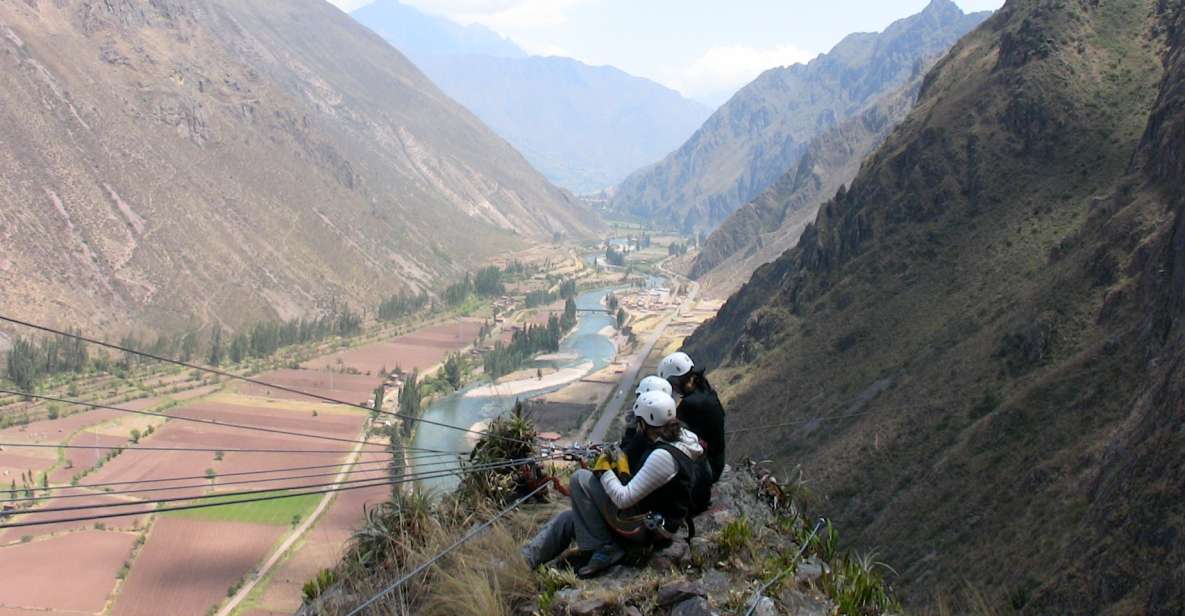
[331,0,1005,105]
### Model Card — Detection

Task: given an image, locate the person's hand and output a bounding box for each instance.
[591,453,613,475]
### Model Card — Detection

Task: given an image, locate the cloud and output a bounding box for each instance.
[329,0,372,11]
[399,0,589,30]
[663,43,815,102]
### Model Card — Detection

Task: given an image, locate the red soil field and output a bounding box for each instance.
[84,405,371,500]
[112,518,285,616]
[51,432,129,482]
[0,489,151,543]
[236,369,380,403]
[300,320,483,376]
[0,530,136,612]
[0,449,55,481]
[248,452,392,615]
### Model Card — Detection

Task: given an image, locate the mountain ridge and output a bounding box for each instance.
[684,0,1185,609]
[351,0,712,194]
[608,0,989,232]
[0,0,596,338]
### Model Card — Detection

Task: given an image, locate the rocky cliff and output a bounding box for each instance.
[686,0,1185,610]
[689,77,922,295]
[0,0,597,337]
[608,0,988,233]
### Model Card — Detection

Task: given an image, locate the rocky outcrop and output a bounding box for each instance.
[609,0,989,232]
[685,0,1185,610]
[513,463,850,616]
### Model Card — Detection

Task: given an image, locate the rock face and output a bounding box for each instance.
[689,72,925,295]
[532,464,840,616]
[352,0,712,194]
[608,0,989,232]
[685,0,1185,611]
[0,0,597,336]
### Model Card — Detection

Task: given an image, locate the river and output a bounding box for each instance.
[412,287,617,491]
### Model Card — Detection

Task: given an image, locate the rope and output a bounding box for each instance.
[345,482,549,616]
[743,518,825,616]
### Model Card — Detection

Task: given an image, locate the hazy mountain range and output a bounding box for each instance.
[0,0,596,336]
[686,0,1185,609]
[609,0,990,233]
[351,0,712,194]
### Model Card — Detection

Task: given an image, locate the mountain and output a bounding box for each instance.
[351,0,712,194]
[609,0,990,232]
[689,75,922,295]
[685,0,1185,610]
[0,0,597,337]
[350,0,524,60]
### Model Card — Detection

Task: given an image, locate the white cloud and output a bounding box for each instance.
[329,0,372,11]
[662,43,815,102]
[398,0,589,30]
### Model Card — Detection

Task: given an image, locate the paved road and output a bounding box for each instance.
[586,261,699,443]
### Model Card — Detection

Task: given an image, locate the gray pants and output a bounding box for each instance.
[522,469,645,568]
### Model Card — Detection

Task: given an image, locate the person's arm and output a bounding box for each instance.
[599,449,676,509]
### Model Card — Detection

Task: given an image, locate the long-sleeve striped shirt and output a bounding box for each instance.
[599,427,703,509]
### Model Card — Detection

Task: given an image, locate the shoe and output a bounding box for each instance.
[577,546,624,578]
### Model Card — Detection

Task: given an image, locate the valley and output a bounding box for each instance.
[3,0,1185,614]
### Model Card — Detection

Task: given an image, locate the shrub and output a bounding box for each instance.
[301,568,338,603]
[718,517,754,559]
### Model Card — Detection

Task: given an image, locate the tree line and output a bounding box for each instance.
[482,298,577,380]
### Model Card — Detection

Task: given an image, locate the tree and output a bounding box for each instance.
[443,354,463,390]
[214,450,224,461]
[563,296,577,329]
[208,324,224,365]
[617,308,627,329]
[129,429,142,444]
[536,367,543,380]
[205,468,217,484]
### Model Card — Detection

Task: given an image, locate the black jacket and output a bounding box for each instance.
[677,387,726,482]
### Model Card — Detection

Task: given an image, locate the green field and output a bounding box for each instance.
[164,489,322,525]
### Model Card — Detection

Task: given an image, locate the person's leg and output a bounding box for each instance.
[568,469,616,551]
[521,510,576,569]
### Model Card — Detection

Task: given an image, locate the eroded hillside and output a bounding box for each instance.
[0,0,596,337]
[686,0,1185,611]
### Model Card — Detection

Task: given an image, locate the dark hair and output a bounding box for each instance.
[687,368,712,393]
[646,421,681,442]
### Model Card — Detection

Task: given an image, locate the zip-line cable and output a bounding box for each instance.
[0,457,556,529]
[0,314,531,446]
[0,441,385,455]
[0,457,403,494]
[2,455,556,517]
[345,482,550,616]
[0,452,486,502]
[0,389,420,450]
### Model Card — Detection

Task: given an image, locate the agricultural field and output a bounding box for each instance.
[0,314,487,615]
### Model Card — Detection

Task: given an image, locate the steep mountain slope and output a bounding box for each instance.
[686,0,1185,611]
[352,0,712,194]
[609,0,989,232]
[0,0,595,337]
[689,77,921,295]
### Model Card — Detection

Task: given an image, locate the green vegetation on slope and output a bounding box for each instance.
[686,0,1184,611]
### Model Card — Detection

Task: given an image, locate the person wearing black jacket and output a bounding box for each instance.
[659,352,726,482]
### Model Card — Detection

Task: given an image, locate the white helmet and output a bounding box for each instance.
[633,391,677,427]
[657,352,694,380]
[636,375,672,397]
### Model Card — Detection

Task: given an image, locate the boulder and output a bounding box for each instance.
[658,580,707,607]
[671,596,713,616]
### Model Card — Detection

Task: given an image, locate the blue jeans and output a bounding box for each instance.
[521,470,645,568]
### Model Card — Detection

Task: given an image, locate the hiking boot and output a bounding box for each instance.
[577,546,624,578]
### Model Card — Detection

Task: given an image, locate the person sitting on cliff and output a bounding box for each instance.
[522,391,702,578]
[659,351,727,483]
